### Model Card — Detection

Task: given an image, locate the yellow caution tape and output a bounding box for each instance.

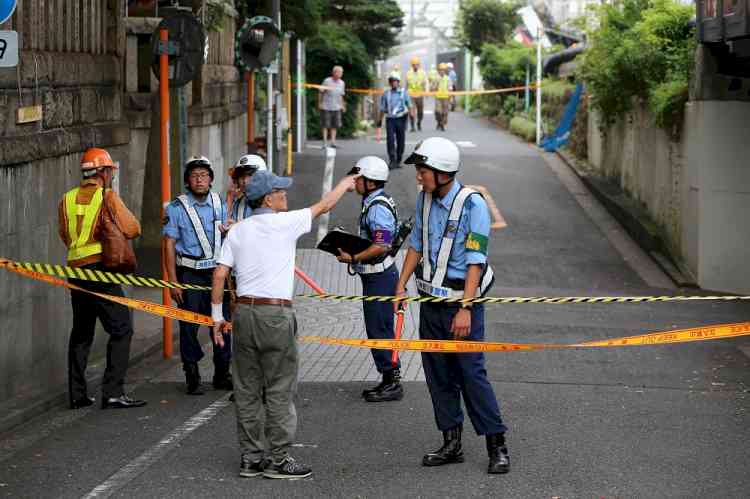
[298,293,750,305]
[302,322,750,352]
[303,83,535,97]
[2,258,750,351]
[2,259,750,306]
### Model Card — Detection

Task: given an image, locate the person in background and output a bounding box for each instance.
[406,57,429,132]
[318,66,346,149]
[378,74,412,170]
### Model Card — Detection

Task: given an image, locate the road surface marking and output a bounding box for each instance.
[81,395,231,499]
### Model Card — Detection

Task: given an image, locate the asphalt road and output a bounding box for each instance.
[1,110,749,499]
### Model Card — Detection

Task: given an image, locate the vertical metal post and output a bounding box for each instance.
[267,72,273,169]
[536,28,543,146]
[525,63,530,113]
[246,71,254,152]
[159,28,173,359]
[464,49,471,113]
[296,38,303,152]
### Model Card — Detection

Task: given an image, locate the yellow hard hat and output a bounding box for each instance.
[410,57,420,65]
[438,63,447,70]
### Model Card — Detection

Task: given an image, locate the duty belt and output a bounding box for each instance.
[353,255,395,275]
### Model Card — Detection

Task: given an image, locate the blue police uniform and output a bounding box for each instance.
[410,181,507,435]
[380,88,412,167]
[231,194,253,222]
[353,188,401,374]
[163,191,232,372]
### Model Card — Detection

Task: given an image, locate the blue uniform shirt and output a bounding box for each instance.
[409,181,490,280]
[163,191,227,258]
[231,195,253,221]
[359,188,397,244]
[380,88,412,118]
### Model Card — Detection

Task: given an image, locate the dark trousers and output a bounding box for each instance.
[68,263,134,402]
[359,264,401,373]
[419,302,507,435]
[409,97,424,129]
[177,267,231,371]
[385,116,407,164]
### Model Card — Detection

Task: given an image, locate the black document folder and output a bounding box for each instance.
[316,228,372,256]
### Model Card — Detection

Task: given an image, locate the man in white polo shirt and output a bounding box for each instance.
[210,169,358,480]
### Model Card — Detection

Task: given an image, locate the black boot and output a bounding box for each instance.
[364,369,404,402]
[361,378,387,398]
[486,433,510,474]
[184,362,203,395]
[423,425,464,466]
[213,365,233,390]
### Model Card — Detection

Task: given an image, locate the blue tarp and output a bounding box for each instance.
[540,83,583,152]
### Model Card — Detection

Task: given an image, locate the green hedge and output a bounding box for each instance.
[509,116,536,142]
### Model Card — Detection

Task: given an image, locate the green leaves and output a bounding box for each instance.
[578,0,696,132]
[455,0,522,55]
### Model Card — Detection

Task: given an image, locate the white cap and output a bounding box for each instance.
[349,156,389,182]
[235,154,267,171]
[404,137,460,173]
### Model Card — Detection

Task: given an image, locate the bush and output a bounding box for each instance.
[510,115,536,142]
[578,0,695,133]
[478,42,534,89]
[305,22,373,139]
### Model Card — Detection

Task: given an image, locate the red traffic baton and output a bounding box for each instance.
[391,303,406,366]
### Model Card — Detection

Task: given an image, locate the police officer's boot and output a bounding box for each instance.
[364,369,404,402]
[422,424,464,466]
[184,362,203,395]
[486,433,510,474]
[361,377,388,398]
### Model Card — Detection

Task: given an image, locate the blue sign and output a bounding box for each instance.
[0,0,18,25]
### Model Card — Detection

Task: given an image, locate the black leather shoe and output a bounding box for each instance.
[361,379,387,398]
[101,394,147,409]
[213,371,233,391]
[486,433,510,474]
[364,369,404,402]
[184,363,203,395]
[70,396,95,410]
[423,425,464,466]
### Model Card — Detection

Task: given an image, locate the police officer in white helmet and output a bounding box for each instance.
[337,156,404,402]
[229,154,268,223]
[397,137,510,474]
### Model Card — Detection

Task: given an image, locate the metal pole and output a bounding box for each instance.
[286,50,293,175]
[267,72,273,169]
[246,72,254,152]
[536,28,542,146]
[296,38,303,152]
[464,49,471,113]
[525,63,530,113]
[159,28,173,359]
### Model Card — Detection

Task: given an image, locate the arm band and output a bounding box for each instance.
[211,303,225,323]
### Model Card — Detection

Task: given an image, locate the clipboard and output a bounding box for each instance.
[316,228,372,257]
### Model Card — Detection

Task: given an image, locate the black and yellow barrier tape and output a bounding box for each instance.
[3,259,750,306]
[2,258,750,352]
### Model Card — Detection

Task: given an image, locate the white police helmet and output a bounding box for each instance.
[235,154,267,171]
[348,156,389,182]
[404,137,460,173]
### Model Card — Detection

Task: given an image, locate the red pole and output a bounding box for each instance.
[159,28,173,359]
[392,305,405,366]
[294,267,326,294]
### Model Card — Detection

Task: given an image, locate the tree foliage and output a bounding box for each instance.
[236,0,324,39]
[322,1,404,59]
[578,0,696,133]
[478,42,535,88]
[455,0,522,54]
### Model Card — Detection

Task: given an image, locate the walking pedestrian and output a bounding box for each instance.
[435,64,452,131]
[210,170,359,479]
[318,66,346,149]
[447,62,458,112]
[59,148,146,410]
[337,156,404,402]
[228,154,267,223]
[406,57,428,132]
[397,137,511,474]
[379,74,412,170]
[163,156,232,395]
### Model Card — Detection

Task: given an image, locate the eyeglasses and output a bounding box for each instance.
[189,173,211,180]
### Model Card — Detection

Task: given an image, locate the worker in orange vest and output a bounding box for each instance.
[58,148,146,410]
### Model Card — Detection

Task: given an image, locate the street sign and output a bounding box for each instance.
[0,30,18,67]
[150,10,206,87]
[0,0,18,25]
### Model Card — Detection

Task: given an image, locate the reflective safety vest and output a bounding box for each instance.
[234,196,250,222]
[175,192,222,270]
[65,187,104,262]
[382,88,409,119]
[416,187,495,299]
[436,75,451,99]
[353,193,398,275]
[407,69,427,94]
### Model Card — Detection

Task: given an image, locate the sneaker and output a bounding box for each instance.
[239,455,269,478]
[263,456,312,479]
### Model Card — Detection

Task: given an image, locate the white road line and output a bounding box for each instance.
[316,147,336,244]
[81,395,232,499]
